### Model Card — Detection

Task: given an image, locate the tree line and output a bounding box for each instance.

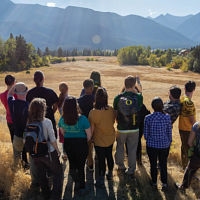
[117,45,200,72]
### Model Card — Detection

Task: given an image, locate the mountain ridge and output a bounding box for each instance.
[0,0,197,50]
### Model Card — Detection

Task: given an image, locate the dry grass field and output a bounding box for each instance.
[0,56,200,200]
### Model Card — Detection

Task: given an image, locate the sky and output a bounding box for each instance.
[11,0,200,18]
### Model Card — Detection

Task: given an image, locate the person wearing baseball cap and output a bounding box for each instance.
[7,82,39,189]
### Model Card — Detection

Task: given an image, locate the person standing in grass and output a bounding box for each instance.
[59,96,92,197]
[163,85,181,126]
[88,88,115,188]
[28,98,63,200]
[0,75,17,143]
[7,82,38,188]
[58,82,69,160]
[178,81,196,170]
[114,75,143,179]
[78,79,95,172]
[144,97,172,189]
[26,70,59,138]
[175,121,200,191]
[80,71,107,97]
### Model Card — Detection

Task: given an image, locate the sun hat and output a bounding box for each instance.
[14,82,28,95]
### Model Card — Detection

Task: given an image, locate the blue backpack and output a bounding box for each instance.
[23,121,48,157]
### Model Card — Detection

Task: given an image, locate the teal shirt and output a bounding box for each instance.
[113,91,143,131]
[58,115,90,138]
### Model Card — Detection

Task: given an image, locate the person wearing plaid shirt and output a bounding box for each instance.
[163,86,181,125]
[144,97,172,189]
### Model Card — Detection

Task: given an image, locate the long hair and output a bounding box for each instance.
[95,88,108,110]
[90,71,101,94]
[62,96,79,125]
[27,98,46,124]
[58,82,68,108]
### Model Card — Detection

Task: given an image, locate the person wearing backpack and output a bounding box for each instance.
[175,121,200,191]
[26,98,63,200]
[7,83,38,188]
[113,75,143,179]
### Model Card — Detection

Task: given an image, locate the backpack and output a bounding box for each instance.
[23,121,48,157]
[118,93,139,130]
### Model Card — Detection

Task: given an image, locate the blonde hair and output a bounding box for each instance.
[58,82,68,108]
[27,98,46,124]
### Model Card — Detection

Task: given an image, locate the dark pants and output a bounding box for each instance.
[52,122,58,139]
[181,154,200,188]
[95,144,114,176]
[179,129,190,168]
[33,151,63,200]
[147,146,169,184]
[64,138,88,189]
[7,122,14,143]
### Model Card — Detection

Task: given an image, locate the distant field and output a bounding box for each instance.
[0,56,200,200]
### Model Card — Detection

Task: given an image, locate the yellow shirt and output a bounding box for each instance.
[88,106,115,147]
[179,95,196,131]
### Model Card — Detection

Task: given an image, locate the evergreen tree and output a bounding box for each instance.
[10,33,14,39]
[37,47,43,57]
[44,47,50,56]
[57,47,63,57]
[166,48,172,64]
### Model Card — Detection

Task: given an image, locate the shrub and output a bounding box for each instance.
[66,58,71,62]
[158,55,167,66]
[138,54,148,65]
[95,59,99,61]
[172,57,183,69]
[86,57,90,61]
[26,70,30,74]
[188,57,195,71]
[90,58,94,61]
[180,61,188,72]
[72,57,76,62]
[193,60,200,72]
[166,64,172,70]
[148,54,157,66]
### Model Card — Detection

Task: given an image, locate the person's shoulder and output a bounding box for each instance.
[80,115,88,120]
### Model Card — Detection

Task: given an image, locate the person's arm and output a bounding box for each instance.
[59,127,65,136]
[8,85,15,97]
[115,110,118,123]
[50,141,61,156]
[166,117,172,145]
[91,125,94,135]
[189,115,196,126]
[188,130,197,148]
[136,75,142,93]
[143,116,149,140]
[85,127,92,142]
[52,102,58,113]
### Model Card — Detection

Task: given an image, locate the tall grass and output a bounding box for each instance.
[0,122,31,200]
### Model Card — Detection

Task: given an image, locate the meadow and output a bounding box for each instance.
[0,56,200,200]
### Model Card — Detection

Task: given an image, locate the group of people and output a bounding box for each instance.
[0,70,199,200]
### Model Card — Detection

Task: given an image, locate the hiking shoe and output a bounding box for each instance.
[94,180,105,188]
[87,165,94,172]
[161,183,168,191]
[106,172,113,181]
[79,186,91,197]
[174,183,186,192]
[150,181,157,187]
[117,168,126,175]
[124,172,136,182]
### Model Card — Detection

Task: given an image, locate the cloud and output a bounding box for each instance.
[47,2,56,7]
[150,11,157,16]
[149,9,151,12]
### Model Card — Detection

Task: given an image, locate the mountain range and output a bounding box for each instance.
[0,0,199,50]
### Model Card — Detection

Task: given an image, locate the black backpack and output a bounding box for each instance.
[118,93,139,130]
[23,121,48,157]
